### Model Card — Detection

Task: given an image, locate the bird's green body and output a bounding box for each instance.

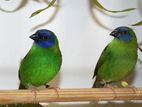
[19,29,62,88]
[93,27,138,87]
[20,43,62,88]
[97,38,137,82]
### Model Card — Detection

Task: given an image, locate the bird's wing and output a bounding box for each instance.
[18,52,33,89]
[92,45,110,78]
[18,52,30,82]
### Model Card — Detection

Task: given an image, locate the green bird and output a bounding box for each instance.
[0,30,60,107]
[18,29,62,106]
[92,26,138,88]
[19,29,62,88]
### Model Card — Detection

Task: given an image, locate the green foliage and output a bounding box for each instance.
[132,21,142,26]
[93,0,136,13]
[30,0,56,17]
[31,0,136,18]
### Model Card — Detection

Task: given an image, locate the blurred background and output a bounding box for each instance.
[0,0,142,107]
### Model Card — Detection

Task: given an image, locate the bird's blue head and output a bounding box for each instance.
[110,26,134,42]
[30,29,56,48]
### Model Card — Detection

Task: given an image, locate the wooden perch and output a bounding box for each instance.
[0,88,142,104]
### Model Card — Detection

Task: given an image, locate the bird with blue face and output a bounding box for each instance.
[18,29,62,106]
[0,30,61,107]
[19,29,62,89]
[92,26,138,88]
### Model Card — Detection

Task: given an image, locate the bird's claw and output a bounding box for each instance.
[28,86,39,103]
[46,85,60,97]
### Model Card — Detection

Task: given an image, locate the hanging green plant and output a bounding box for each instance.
[93,0,136,13]
[132,21,142,26]
[2,0,141,27]
[31,0,136,18]
[30,0,56,17]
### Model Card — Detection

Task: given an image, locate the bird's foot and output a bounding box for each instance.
[28,86,38,104]
[45,85,60,97]
[102,81,118,99]
[103,82,118,88]
[103,84,117,88]
[103,84,118,99]
[101,80,110,88]
[103,83,111,88]
[101,80,118,88]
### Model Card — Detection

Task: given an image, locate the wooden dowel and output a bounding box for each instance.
[0,88,142,104]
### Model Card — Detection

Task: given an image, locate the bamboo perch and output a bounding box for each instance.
[0,88,142,104]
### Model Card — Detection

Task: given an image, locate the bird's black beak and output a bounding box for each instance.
[110,30,119,38]
[29,34,39,41]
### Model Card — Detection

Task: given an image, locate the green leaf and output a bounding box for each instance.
[93,0,136,13]
[132,21,142,26]
[30,0,56,17]
[30,9,45,17]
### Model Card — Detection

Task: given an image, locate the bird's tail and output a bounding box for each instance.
[92,77,104,88]
[19,83,26,89]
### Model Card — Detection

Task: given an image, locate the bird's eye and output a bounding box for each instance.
[38,36,43,39]
[44,36,50,40]
[39,36,50,41]
[123,31,127,34]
